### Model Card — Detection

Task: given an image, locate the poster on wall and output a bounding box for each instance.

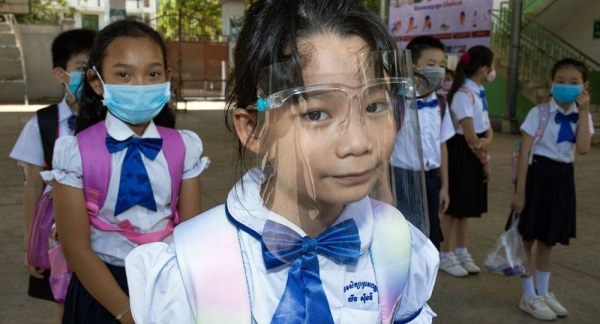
[389,0,494,54]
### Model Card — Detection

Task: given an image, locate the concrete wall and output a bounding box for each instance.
[0,24,64,103]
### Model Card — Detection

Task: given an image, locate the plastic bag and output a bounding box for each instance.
[484,214,528,276]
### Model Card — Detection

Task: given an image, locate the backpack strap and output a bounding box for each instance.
[37,104,59,169]
[77,121,185,244]
[436,94,447,122]
[174,205,252,324]
[457,87,475,104]
[528,103,551,164]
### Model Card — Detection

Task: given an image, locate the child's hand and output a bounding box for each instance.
[439,187,450,213]
[511,191,526,215]
[483,162,491,183]
[576,90,590,112]
[24,252,45,279]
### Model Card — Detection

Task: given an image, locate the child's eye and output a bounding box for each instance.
[365,100,390,114]
[149,72,161,78]
[302,110,330,122]
[117,72,128,78]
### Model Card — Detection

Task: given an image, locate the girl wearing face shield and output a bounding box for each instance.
[125,1,439,323]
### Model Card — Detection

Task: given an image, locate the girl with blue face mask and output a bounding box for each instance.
[511,58,592,321]
[43,20,210,324]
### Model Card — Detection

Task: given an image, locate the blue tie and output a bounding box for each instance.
[105,136,163,215]
[262,219,361,324]
[555,112,579,143]
[479,89,488,111]
[68,115,76,132]
[417,99,438,109]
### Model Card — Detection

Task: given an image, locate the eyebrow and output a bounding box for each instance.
[111,62,164,69]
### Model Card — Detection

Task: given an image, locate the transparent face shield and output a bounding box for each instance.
[246,50,429,248]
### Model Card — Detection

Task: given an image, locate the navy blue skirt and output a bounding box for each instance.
[28,269,57,302]
[62,262,128,324]
[445,134,488,218]
[518,155,576,246]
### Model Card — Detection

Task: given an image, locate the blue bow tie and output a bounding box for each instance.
[417,99,438,109]
[105,136,163,215]
[479,89,488,111]
[68,115,76,132]
[555,112,579,143]
[262,219,361,324]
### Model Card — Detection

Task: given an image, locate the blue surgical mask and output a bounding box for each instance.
[550,83,583,105]
[93,66,171,124]
[63,70,84,102]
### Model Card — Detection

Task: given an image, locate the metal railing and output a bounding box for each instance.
[492,1,600,89]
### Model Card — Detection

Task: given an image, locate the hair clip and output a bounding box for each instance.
[460,52,471,66]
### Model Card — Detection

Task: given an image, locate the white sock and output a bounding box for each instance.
[440,252,453,260]
[455,247,467,255]
[521,276,537,300]
[536,270,551,296]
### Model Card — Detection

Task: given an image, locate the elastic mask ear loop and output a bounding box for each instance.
[92,66,107,86]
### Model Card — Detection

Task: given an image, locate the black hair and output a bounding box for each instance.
[445,68,454,78]
[551,58,588,82]
[406,36,445,64]
[447,45,494,104]
[224,0,397,176]
[51,29,97,69]
[76,19,175,133]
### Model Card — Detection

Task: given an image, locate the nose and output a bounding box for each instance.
[335,95,373,158]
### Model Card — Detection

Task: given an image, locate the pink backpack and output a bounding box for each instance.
[49,121,185,302]
[511,103,551,184]
[27,192,54,269]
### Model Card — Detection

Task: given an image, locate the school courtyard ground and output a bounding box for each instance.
[0,101,598,323]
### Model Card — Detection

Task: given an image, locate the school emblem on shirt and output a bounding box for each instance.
[343,280,378,308]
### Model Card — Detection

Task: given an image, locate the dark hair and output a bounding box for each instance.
[551,58,588,82]
[224,0,397,175]
[51,29,97,69]
[445,68,454,78]
[76,19,175,133]
[447,45,494,104]
[406,36,445,64]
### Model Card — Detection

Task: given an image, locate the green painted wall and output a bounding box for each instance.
[483,74,536,120]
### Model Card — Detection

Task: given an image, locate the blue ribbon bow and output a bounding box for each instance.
[416,98,438,109]
[105,136,163,215]
[555,112,579,143]
[68,115,76,132]
[479,89,488,111]
[262,218,361,324]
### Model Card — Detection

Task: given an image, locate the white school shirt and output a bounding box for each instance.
[41,112,210,266]
[450,78,490,135]
[390,92,455,171]
[126,168,439,324]
[521,98,594,163]
[9,97,75,193]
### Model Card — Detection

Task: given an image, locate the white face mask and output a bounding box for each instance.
[419,66,446,91]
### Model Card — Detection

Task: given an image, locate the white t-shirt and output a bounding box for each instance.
[126,168,439,324]
[450,78,490,135]
[391,92,455,171]
[9,97,74,167]
[41,112,210,266]
[521,98,594,163]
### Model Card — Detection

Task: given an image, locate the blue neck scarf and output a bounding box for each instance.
[479,89,488,111]
[555,111,579,143]
[417,98,438,109]
[105,136,163,215]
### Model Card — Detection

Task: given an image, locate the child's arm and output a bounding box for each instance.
[22,164,45,278]
[439,142,450,213]
[575,90,592,154]
[53,182,134,324]
[178,175,202,222]
[477,126,494,151]
[459,118,488,161]
[511,132,535,215]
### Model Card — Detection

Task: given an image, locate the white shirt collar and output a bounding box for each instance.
[226,168,373,255]
[549,98,578,114]
[464,78,483,94]
[58,96,75,122]
[104,111,160,140]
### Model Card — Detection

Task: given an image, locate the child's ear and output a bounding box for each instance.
[53,67,67,84]
[233,108,260,154]
[87,68,103,96]
[547,78,554,89]
[166,67,173,82]
[583,80,590,91]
